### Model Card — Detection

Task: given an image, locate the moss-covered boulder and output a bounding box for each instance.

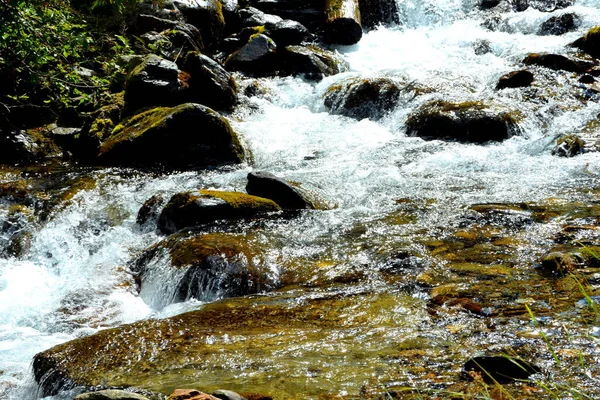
[225,34,277,75]
[405,100,520,143]
[133,232,280,303]
[522,53,593,73]
[279,45,349,80]
[573,26,600,58]
[123,54,185,115]
[182,52,238,110]
[157,190,281,234]
[98,103,245,169]
[323,77,405,120]
[246,171,329,210]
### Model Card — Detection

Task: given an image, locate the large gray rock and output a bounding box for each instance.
[225,34,277,75]
[279,45,348,80]
[74,389,149,400]
[98,103,245,169]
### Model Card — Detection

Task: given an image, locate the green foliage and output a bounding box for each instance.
[0,0,134,116]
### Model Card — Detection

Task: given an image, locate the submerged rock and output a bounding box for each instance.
[157,190,281,234]
[522,53,593,73]
[323,77,405,120]
[168,390,220,400]
[496,70,534,89]
[98,103,245,168]
[74,389,150,400]
[552,134,585,157]
[246,171,327,210]
[573,26,600,59]
[405,100,520,143]
[212,389,247,400]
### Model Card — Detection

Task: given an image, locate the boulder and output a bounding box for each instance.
[496,70,534,89]
[141,29,202,62]
[405,100,520,143]
[323,77,404,120]
[0,129,61,164]
[573,26,600,59]
[98,103,245,168]
[137,194,168,226]
[538,12,578,36]
[134,14,204,50]
[246,171,326,210]
[74,390,150,400]
[522,53,593,73]
[157,190,281,234]
[224,34,277,75]
[172,0,225,48]
[478,0,501,9]
[183,52,238,110]
[279,45,349,80]
[358,0,400,29]
[463,355,540,383]
[552,134,585,157]
[133,232,280,302]
[212,390,247,400]
[512,0,572,12]
[123,54,184,115]
[246,0,322,31]
[265,19,310,47]
[238,7,282,27]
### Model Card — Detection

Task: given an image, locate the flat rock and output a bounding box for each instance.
[74,389,150,400]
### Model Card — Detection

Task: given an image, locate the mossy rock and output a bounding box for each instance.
[279,45,349,80]
[182,52,238,111]
[157,189,281,234]
[552,134,585,157]
[172,0,225,48]
[540,246,600,275]
[323,77,404,120]
[573,26,600,58]
[0,128,61,165]
[98,103,245,169]
[246,171,330,210]
[133,232,280,303]
[405,100,521,143]
[522,53,593,73]
[224,34,277,75]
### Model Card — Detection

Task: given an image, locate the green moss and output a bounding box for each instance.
[168,233,262,268]
[199,190,281,212]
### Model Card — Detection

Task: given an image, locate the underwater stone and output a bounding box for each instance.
[463,355,540,383]
[74,389,150,400]
[496,70,534,89]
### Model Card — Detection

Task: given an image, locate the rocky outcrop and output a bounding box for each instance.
[98,103,245,168]
[133,232,280,302]
[323,77,405,120]
[496,70,534,89]
[183,52,238,110]
[405,100,520,143]
[246,171,327,210]
[157,190,281,234]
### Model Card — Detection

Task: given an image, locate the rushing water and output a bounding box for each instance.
[2,1,600,399]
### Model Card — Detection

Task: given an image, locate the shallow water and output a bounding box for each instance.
[2,0,600,398]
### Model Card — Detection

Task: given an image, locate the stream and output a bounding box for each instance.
[2,0,600,398]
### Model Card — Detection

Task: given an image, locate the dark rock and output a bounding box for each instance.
[74,389,150,400]
[137,194,167,226]
[0,129,61,164]
[279,45,349,80]
[1,104,55,130]
[522,53,593,73]
[572,26,600,59]
[265,19,310,47]
[123,54,184,115]
[157,190,281,234]
[552,134,585,157]
[496,70,534,89]
[358,0,400,30]
[47,126,83,156]
[238,7,282,27]
[141,28,202,61]
[479,0,501,9]
[473,39,492,55]
[512,0,572,12]
[246,0,322,31]
[134,14,204,49]
[213,390,247,400]
[134,232,281,302]
[540,246,600,275]
[183,52,238,110]
[246,171,326,210]
[538,13,578,36]
[138,0,182,21]
[324,0,363,45]
[168,389,220,400]
[405,100,520,143]
[463,355,540,383]
[579,74,596,84]
[323,77,405,120]
[98,103,245,169]
[172,0,225,48]
[225,34,277,75]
